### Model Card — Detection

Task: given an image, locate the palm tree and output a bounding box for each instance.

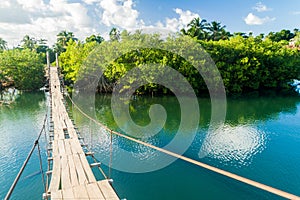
[181,17,209,40]
[0,38,7,51]
[207,21,230,41]
[57,31,77,48]
[109,28,120,41]
[36,39,48,54]
[21,35,36,50]
[55,30,77,53]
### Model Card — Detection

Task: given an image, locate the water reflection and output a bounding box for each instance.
[0,88,21,105]
[0,92,46,200]
[199,124,266,166]
[73,93,300,170]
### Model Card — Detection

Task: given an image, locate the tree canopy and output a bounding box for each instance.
[0,49,45,90]
[58,28,300,95]
[1,21,300,94]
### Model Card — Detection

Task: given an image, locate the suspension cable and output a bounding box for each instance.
[109,130,113,179]
[4,114,47,200]
[37,142,46,192]
[66,93,300,200]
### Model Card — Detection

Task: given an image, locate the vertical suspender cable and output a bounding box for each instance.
[37,142,46,193]
[109,130,113,179]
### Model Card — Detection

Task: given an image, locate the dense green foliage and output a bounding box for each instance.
[201,37,300,93]
[59,40,98,84]
[59,29,300,95]
[0,49,45,90]
[1,18,300,94]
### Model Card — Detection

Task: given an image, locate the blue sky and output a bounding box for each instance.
[0,0,299,47]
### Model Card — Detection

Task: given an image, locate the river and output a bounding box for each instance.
[0,92,300,199]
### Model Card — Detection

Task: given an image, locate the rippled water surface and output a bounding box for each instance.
[1,92,300,199]
[0,92,47,199]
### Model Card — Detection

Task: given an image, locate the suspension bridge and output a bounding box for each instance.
[4,53,300,200]
[4,57,120,199]
[45,65,119,199]
[46,67,119,200]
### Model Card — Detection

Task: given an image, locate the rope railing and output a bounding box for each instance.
[4,114,48,200]
[66,93,300,200]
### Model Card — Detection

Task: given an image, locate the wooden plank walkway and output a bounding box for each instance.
[47,66,119,200]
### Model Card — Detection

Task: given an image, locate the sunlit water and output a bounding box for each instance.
[1,92,300,199]
[0,92,47,199]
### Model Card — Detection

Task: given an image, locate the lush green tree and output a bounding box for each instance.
[181,18,209,40]
[109,28,120,41]
[35,38,48,53]
[21,35,36,50]
[200,36,300,93]
[266,29,294,42]
[0,49,45,90]
[59,29,300,95]
[54,31,78,53]
[233,32,248,38]
[85,34,104,44]
[59,40,98,84]
[207,21,231,41]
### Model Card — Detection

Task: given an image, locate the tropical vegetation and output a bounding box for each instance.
[0,18,300,94]
[58,19,300,94]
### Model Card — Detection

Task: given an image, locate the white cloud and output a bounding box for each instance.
[16,0,46,11]
[0,0,200,47]
[253,2,272,12]
[83,0,100,5]
[164,8,200,32]
[244,13,275,25]
[0,0,11,8]
[0,0,94,47]
[99,0,142,29]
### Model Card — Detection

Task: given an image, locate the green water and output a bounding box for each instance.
[1,92,300,199]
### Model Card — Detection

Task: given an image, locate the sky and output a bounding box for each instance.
[0,0,299,47]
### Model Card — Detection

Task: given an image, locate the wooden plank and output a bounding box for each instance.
[53,128,59,141]
[67,155,79,187]
[64,140,72,155]
[70,139,83,154]
[61,155,72,189]
[79,153,97,183]
[58,140,65,155]
[59,113,67,131]
[73,184,89,199]
[73,153,88,185]
[68,128,77,139]
[54,116,65,140]
[97,180,119,200]
[86,182,106,199]
[48,156,61,192]
[50,190,62,200]
[62,187,74,199]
